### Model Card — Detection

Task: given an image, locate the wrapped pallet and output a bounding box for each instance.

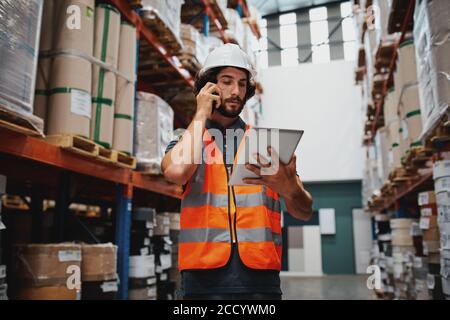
[414,0,450,137]
[12,243,82,300]
[135,92,174,174]
[0,0,43,117]
[34,0,55,126]
[222,8,244,47]
[402,85,423,149]
[180,24,210,65]
[113,21,137,154]
[140,0,184,43]
[47,0,95,137]
[91,4,121,148]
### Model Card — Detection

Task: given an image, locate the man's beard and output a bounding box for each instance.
[217,97,245,118]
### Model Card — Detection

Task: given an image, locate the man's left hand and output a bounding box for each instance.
[243,146,299,199]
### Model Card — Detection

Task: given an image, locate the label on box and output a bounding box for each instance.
[441,234,450,249]
[414,257,423,269]
[140,247,149,256]
[146,221,154,229]
[164,244,172,251]
[427,274,435,289]
[71,89,91,118]
[156,265,162,274]
[420,217,430,230]
[0,265,6,278]
[423,242,429,255]
[147,287,157,297]
[0,221,5,231]
[101,281,118,293]
[418,192,430,206]
[144,238,150,246]
[148,229,153,237]
[58,250,82,262]
[160,273,168,281]
[421,208,433,217]
[147,277,156,285]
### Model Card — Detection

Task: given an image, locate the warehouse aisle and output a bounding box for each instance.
[281,275,375,300]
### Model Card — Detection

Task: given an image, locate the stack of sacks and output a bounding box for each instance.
[134,92,174,174]
[140,0,184,47]
[242,23,258,67]
[413,0,450,136]
[205,35,225,53]
[81,243,118,300]
[12,243,82,300]
[0,0,44,132]
[222,9,244,47]
[47,0,95,137]
[180,24,210,65]
[433,160,450,298]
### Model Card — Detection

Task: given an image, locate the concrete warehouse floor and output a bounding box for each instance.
[281,275,375,300]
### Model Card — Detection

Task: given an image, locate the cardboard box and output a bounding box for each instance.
[81,243,117,281]
[14,286,79,300]
[13,243,82,287]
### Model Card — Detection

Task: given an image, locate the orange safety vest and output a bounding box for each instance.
[179,125,282,271]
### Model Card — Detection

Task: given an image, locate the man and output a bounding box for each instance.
[162,44,313,300]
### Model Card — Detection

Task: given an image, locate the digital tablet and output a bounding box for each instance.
[228,128,304,186]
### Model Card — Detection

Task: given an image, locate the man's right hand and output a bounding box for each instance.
[196,82,222,118]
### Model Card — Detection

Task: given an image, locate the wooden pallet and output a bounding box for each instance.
[0,104,44,137]
[113,150,137,169]
[46,134,99,158]
[1,195,29,210]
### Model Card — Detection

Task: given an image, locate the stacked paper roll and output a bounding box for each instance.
[91,4,121,148]
[113,21,136,154]
[47,0,95,137]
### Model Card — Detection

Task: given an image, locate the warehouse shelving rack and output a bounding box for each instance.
[365,0,450,216]
[0,0,259,300]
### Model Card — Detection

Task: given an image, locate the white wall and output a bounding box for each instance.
[259,60,364,182]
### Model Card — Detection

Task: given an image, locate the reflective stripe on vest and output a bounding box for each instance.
[181,191,281,213]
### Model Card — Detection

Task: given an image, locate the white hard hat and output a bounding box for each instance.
[199,43,256,79]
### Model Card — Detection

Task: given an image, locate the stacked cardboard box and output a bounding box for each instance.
[153,212,174,299]
[134,92,174,174]
[140,0,183,41]
[433,160,450,299]
[12,243,82,300]
[0,175,6,300]
[390,218,417,299]
[413,0,450,136]
[372,214,395,298]
[129,207,157,300]
[81,243,118,300]
[168,213,181,293]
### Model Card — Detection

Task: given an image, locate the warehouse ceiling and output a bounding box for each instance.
[251,0,344,16]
